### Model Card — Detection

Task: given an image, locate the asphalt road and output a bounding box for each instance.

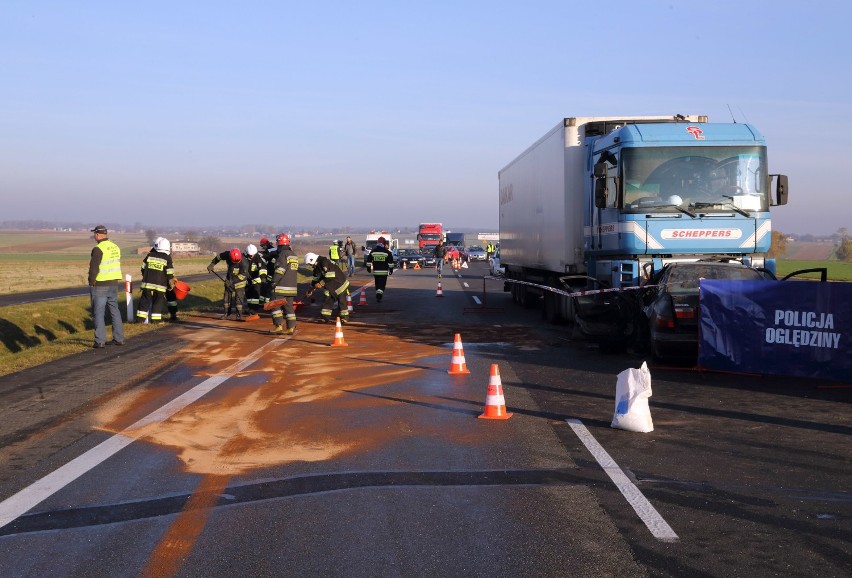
[0,262,849,577]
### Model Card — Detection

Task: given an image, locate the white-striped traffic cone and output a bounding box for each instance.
[331,317,348,347]
[478,364,512,420]
[447,333,470,375]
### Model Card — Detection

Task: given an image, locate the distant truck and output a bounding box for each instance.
[499,114,789,322]
[417,223,443,252]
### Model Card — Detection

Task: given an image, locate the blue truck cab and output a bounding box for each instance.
[585,119,788,287]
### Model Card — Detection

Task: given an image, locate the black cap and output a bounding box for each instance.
[90,225,108,234]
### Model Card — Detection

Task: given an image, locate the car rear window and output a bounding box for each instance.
[667,264,763,293]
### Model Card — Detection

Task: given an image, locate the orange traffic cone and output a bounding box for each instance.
[347,294,354,313]
[447,333,470,374]
[331,316,348,347]
[403,260,407,270]
[358,289,368,306]
[436,282,444,297]
[478,364,512,420]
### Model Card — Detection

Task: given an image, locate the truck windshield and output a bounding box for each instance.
[418,233,442,241]
[621,146,768,213]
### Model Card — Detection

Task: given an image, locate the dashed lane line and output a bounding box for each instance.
[566,418,679,542]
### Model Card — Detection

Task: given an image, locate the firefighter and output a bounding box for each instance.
[244,243,267,313]
[136,237,175,323]
[329,240,342,266]
[269,234,299,335]
[155,236,180,322]
[258,237,277,306]
[364,236,394,302]
[207,247,250,320]
[304,252,350,324]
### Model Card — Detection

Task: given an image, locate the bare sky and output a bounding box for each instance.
[1,1,849,234]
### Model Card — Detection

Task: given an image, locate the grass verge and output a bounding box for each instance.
[0,268,316,378]
[0,279,226,378]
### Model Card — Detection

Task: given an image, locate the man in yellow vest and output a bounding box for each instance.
[88,225,125,348]
[329,240,343,267]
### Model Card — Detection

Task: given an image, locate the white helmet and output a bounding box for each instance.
[246,243,258,256]
[304,252,319,266]
[154,237,171,255]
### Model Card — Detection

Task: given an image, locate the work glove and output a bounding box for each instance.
[168,278,177,290]
[225,280,235,291]
[207,263,215,273]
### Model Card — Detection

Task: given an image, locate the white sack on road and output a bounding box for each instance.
[611,361,654,433]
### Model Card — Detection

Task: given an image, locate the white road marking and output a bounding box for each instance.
[472,296,482,305]
[0,338,284,530]
[566,418,679,542]
[463,282,469,288]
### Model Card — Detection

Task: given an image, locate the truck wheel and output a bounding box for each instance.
[520,286,536,309]
[511,283,521,304]
[542,291,560,324]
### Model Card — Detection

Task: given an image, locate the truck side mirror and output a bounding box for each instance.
[593,162,607,178]
[594,179,607,208]
[773,174,788,205]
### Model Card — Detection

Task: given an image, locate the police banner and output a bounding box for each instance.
[698,280,851,382]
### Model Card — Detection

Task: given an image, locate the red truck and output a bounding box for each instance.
[417,223,443,252]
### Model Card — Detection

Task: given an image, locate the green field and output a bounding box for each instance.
[775,260,852,281]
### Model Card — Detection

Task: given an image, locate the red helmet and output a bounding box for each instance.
[377,236,386,244]
[259,237,270,248]
[229,247,242,263]
[277,233,290,247]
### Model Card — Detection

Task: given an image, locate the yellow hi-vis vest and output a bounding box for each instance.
[95,240,123,282]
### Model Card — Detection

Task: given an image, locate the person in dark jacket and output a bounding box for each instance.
[305,252,350,323]
[434,241,448,278]
[365,236,394,302]
[208,248,250,320]
[343,236,357,276]
[269,234,299,335]
[136,237,175,323]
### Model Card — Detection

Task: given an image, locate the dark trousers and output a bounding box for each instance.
[320,289,349,320]
[224,287,246,318]
[271,296,296,329]
[137,289,167,322]
[374,274,388,297]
